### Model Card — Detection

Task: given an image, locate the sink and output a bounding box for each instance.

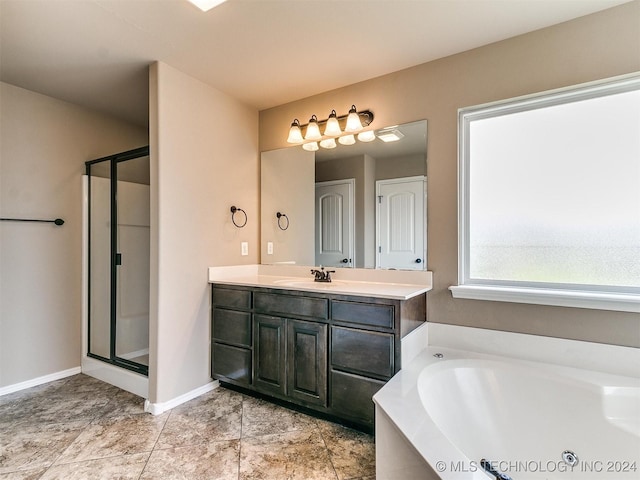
[273,278,348,288]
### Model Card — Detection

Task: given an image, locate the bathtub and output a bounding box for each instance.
[374,326,640,480]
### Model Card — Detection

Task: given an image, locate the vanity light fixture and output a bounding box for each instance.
[304,115,322,141]
[338,134,356,146]
[286,105,374,150]
[187,0,227,12]
[287,119,304,143]
[324,110,342,136]
[319,138,337,149]
[345,105,364,132]
[357,130,376,142]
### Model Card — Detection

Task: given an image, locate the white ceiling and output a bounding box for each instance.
[0,0,631,127]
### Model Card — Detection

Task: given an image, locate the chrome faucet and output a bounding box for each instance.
[310,267,335,282]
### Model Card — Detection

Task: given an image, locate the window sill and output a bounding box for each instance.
[449,285,640,313]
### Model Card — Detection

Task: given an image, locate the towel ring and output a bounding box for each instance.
[230,206,247,228]
[276,212,289,231]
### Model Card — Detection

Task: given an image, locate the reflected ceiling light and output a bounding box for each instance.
[302,142,319,152]
[357,130,376,142]
[319,138,337,149]
[287,119,304,143]
[187,0,227,12]
[304,115,322,141]
[377,129,405,142]
[345,105,363,132]
[324,110,342,136]
[338,134,356,146]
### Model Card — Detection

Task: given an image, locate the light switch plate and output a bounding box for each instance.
[241,242,248,256]
[267,241,273,255]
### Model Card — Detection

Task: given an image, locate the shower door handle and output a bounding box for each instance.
[115,253,122,266]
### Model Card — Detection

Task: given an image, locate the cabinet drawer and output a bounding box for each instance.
[212,287,252,310]
[330,370,385,426]
[331,327,394,378]
[255,292,328,320]
[212,343,251,386]
[212,308,251,347]
[331,300,394,329]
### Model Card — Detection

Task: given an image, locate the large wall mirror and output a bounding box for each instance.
[261,119,427,270]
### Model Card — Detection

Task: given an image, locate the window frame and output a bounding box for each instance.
[450,73,640,313]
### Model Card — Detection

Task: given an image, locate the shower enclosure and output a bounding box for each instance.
[85,146,150,376]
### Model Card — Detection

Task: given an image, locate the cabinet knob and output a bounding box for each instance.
[415,258,422,263]
[341,258,349,263]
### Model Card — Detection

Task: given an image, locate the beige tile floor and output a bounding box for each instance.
[0,374,375,479]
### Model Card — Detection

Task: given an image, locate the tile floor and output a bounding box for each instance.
[0,374,375,479]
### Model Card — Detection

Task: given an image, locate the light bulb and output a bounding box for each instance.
[319,138,337,149]
[357,130,376,142]
[302,142,319,151]
[338,135,356,145]
[304,115,321,141]
[286,119,303,143]
[345,105,363,132]
[324,110,342,136]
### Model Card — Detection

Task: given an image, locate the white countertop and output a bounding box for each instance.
[208,265,432,300]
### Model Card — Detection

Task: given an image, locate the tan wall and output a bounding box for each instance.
[259,2,640,347]
[0,82,148,388]
[261,148,315,265]
[149,62,259,403]
[375,154,425,181]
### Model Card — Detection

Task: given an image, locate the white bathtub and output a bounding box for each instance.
[374,326,640,480]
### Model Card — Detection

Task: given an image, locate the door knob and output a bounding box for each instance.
[415,258,422,263]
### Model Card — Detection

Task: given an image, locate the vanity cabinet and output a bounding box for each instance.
[210,283,425,431]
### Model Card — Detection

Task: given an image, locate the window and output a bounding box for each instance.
[451,73,640,313]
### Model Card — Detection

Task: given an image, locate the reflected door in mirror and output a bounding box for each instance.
[315,180,355,268]
[376,176,426,270]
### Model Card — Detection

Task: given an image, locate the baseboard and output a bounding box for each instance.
[144,380,219,415]
[0,366,81,397]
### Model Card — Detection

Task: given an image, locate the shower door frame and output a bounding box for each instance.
[86,145,150,377]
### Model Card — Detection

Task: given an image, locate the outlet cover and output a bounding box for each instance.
[241,242,248,256]
[267,242,273,255]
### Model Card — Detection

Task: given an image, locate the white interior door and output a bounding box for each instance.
[315,179,355,268]
[376,176,426,270]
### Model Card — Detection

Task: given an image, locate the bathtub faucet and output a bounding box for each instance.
[310,267,335,282]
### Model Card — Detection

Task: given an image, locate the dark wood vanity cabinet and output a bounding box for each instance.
[211,284,425,430]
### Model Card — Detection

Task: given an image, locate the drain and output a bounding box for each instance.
[562,450,579,467]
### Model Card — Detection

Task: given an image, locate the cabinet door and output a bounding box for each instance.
[253,315,286,395]
[287,319,328,407]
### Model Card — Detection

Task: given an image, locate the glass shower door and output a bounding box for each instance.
[114,156,150,368]
[88,162,112,360]
[86,147,149,376]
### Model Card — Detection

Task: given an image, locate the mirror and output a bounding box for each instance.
[261,120,427,270]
